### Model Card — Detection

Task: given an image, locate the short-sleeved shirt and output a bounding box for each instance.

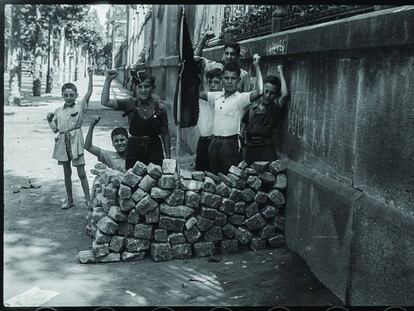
[98,149,126,173]
[49,98,86,162]
[243,101,283,138]
[207,91,251,136]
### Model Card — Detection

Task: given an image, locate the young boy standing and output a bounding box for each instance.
[199,54,263,174]
[47,68,93,209]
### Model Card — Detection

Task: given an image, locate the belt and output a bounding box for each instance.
[130,135,158,140]
[246,135,273,145]
[59,126,81,134]
[211,134,239,140]
[199,136,213,140]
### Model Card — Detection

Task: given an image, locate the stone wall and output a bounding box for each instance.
[78,159,287,263]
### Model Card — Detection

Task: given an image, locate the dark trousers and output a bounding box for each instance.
[244,143,277,165]
[125,136,164,169]
[195,136,212,172]
[208,135,241,175]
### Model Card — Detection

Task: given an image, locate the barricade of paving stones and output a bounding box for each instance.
[78,159,287,263]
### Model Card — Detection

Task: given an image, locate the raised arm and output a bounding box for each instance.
[47,112,58,133]
[159,103,171,159]
[277,64,289,108]
[82,67,94,106]
[194,30,215,57]
[84,116,102,158]
[249,54,263,102]
[101,70,120,110]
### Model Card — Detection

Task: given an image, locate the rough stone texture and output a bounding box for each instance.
[214,211,227,227]
[221,239,239,254]
[196,216,215,232]
[269,189,286,205]
[92,241,109,258]
[275,174,287,190]
[101,198,116,213]
[172,243,193,259]
[122,169,142,187]
[274,215,286,232]
[237,161,248,170]
[128,209,140,224]
[117,222,134,237]
[139,175,156,192]
[245,213,267,231]
[180,179,203,191]
[165,189,185,206]
[228,173,246,189]
[241,188,255,202]
[235,202,246,214]
[184,225,202,244]
[185,191,200,208]
[191,171,205,181]
[132,161,147,176]
[160,204,193,218]
[205,171,220,182]
[251,237,266,250]
[194,242,214,257]
[200,207,218,220]
[235,227,253,245]
[131,188,147,203]
[147,163,162,179]
[150,187,172,200]
[134,224,153,240]
[229,188,243,201]
[120,199,135,212]
[151,243,173,262]
[118,185,131,200]
[261,205,278,219]
[109,236,126,252]
[252,161,269,173]
[229,165,247,179]
[162,159,177,174]
[185,216,198,230]
[145,207,160,224]
[108,206,127,222]
[261,225,277,239]
[202,176,217,193]
[228,214,245,226]
[204,225,223,242]
[158,175,178,189]
[269,160,286,175]
[95,252,121,263]
[154,229,168,242]
[78,250,96,264]
[121,251,146,262]
[255,191,269,204]
[136,195,158,215]
[95,230,111,244]
[97,216,119,235]
[268,234,285,248]
[245,167,258,175]
[246,202,259,218]
[200,192,221,209]
[126,238,150,252]
[216,182,231,197]
[104,185,117,200]
[159,215,186,232]
[218,173,232,187]
[222,223,237,238]
[247,176,262,190]
[259,172,276,184]
[220,198,235,215]
[180,169,192,179]
[168,233,186,245]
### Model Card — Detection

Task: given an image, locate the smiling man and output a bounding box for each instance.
[84,116,127,173]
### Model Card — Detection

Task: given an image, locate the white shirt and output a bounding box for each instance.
[198,99,214,136]
[207,91,251,136]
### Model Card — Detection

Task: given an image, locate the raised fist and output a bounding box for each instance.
[87,67,94,76]
[203,30,215,41]
[105,69,118,80]
[252,53,261,66]
[276,64,284,74]
[91,116,101,126]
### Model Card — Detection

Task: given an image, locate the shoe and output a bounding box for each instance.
[61,202,75,209]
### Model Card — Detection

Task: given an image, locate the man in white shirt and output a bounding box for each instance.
[199,54,263,174]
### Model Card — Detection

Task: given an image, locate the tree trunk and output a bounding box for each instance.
[32,6,42,96]
[74,46,79,81]
[7,6,22,105]
[46,17,53,93]
[58,23,65,85]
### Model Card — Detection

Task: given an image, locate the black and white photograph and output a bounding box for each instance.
[3,3,414,308]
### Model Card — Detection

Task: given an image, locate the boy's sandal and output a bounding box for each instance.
[61,202,75,209]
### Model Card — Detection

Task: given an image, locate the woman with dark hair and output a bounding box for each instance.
[101,69,171,169]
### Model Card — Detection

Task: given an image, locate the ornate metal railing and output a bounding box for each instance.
[218,5,394,44]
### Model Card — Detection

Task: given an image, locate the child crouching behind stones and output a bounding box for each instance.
[46,68,93,209]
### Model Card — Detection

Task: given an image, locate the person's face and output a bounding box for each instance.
[62,88,78,105]
[112,134,128,153]
[223,47,238,64]
[135,79,154,101]
[207,76,222,91]
[262,82,279,105]
[222,70,240,93]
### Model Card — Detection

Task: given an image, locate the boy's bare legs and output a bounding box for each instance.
[62,162,74,209]
[77,165,90,205]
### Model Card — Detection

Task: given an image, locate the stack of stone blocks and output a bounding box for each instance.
[79,159,287,263]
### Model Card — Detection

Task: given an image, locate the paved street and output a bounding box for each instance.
[3,73,342,307]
